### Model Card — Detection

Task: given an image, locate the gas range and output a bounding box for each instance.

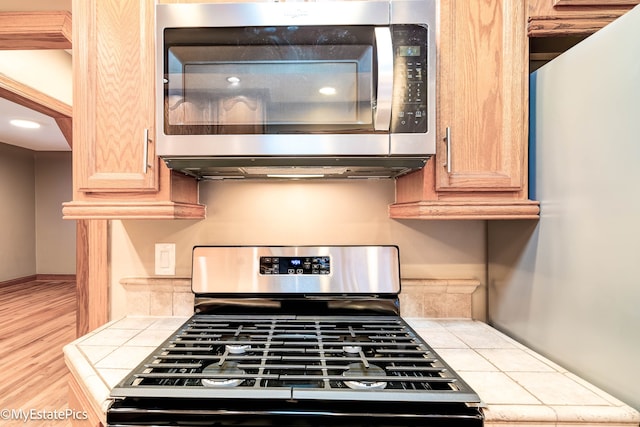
[107,246,483,426]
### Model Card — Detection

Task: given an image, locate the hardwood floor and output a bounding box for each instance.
[0,279,75,427]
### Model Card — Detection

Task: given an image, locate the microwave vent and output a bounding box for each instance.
[165,157,428,180]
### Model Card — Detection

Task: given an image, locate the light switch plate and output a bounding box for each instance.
[155,243,176,276]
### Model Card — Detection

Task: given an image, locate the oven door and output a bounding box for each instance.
[108,397,483,426]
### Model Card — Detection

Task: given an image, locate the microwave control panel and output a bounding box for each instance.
[391,25,428,134]
[260,256,331,275]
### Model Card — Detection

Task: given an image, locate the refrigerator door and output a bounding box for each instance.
[489,4,640,410]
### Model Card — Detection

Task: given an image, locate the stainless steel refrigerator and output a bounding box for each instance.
[488,5,640,410]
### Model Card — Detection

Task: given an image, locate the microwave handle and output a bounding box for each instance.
[374,27,393,131]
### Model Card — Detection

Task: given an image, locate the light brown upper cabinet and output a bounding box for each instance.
[390,0,540,219]
[528,0,640,36]
[63,0,205,219]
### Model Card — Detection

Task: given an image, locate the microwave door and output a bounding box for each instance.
[374,27,393,132]
[164,25,386,135]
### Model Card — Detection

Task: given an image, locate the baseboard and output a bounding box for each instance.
[0,275,37,287]
[0,274,76,287]
[36,274,77,281]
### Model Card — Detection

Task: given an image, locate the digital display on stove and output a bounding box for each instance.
[260,256,330,275]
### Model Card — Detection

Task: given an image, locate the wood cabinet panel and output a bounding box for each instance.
[67,0,204,219]
[68,374,104,427]
[74,0,156,192]
[75,220,108,337]
[0,11,71,50]
[390,0,539,219]
[436,0,526,192]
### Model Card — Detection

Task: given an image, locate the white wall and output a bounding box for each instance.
[0,50,72,106]
[0,143,35,281]
[110,179,487,320]
[35,151,75,274]
[0,145,74,282]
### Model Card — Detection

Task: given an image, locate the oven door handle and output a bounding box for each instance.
[374,27,393,131]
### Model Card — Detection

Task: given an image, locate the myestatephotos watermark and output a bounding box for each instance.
[1,408,88,423]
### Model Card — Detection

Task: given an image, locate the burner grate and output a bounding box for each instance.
[113,315,480,402]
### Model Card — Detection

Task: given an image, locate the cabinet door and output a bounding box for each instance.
[74,0,157,192]
[436,0,526,192]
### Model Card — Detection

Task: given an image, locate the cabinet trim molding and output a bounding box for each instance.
[63,201,206,220]
[0,11,72,50]
[553,0,638,6]
[389,200,540,220]
[528,13,628,36]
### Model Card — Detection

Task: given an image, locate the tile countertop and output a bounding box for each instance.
[63,317,640,427]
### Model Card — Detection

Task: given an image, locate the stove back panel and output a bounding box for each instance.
[192,246,400,295]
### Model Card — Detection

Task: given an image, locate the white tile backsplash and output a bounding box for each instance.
[121,278,193,316]
[399,279,480,318]
[120,277,480,319]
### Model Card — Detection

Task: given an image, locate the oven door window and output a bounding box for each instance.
[163,26,377,134]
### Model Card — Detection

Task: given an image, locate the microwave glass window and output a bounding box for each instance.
[163,26,376,134]
[173,61,363,125]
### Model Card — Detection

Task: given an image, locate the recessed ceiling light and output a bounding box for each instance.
[226,76,240,84]
[319,87,336,96]
[10,119,41,129]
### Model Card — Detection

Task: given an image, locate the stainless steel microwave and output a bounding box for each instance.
[155,0,436,179]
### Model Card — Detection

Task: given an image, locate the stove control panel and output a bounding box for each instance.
[260,256,330,275]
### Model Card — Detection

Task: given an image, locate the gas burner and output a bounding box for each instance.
[342,345,362,354]
[201,362,245,388]
[342,362,387,390]
[226,344,251,354]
